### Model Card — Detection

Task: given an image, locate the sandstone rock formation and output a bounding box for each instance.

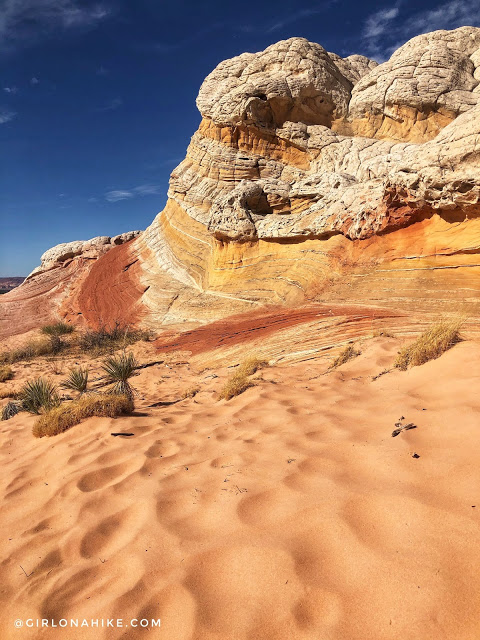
[2,27,480,339]
[27,231,143,279]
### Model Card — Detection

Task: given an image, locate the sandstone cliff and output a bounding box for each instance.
[2,27,480,338]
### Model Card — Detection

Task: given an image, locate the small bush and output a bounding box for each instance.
[0,388,18,400]
[331,344,361,369]
[0,337,62,364]
[0,365,13,382]
[33,393,134,437]
[219,356,268,401]
[79,322,152,354]
[237,356,268,377]
[182,386,200,399]
[1,401,21,421]
[372,330,395,338]
[19,378,61,415]
[394,319,462,370]
[101,351,138,397]
[61,367,89,394]
[41,322,74,336]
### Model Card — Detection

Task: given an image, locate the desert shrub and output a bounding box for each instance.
[19,377,61,415]
[394,319,462,370]
[79,322,152,354]
[372,330,395,338]
[0,365,13,382]
[0,337,63,364]
[33,393,134,438]
[61,367,89,394]
[0,388,18,400]
[182,386,200,399]
[101,351,138,397]
[237,356,268,377]
[331,344,361,369]
[41,321,74,336]
[219,356,268,401]
[1,401,21,421]
[48,335,66,354]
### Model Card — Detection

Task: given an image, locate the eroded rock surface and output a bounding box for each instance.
[2,27,480,338]
[27,231,143,279]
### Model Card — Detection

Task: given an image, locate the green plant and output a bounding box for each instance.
[19,378,61,415]
[331,344,361,369]
[33,393,134,437]
[1,401,21,421]
[101,351,138,397]
[61,367,89,394]
[0,365,13,382]
[394,319,462,370]
[41,321,74,336]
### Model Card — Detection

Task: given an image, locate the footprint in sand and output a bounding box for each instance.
[76,460,139,493]
[144,439,181,459]
[79,504,146,558]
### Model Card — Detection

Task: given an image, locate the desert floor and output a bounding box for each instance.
[1,310,480,640]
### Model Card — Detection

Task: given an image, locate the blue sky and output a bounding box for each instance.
[1,0,479,276]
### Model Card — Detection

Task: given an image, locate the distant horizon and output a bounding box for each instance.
[1,0,479,276]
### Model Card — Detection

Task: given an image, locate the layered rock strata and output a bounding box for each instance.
[2,27,480,338]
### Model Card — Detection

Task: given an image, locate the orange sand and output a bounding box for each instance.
[1,336,480,639]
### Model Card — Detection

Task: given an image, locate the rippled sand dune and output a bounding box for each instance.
[1,331,480,639]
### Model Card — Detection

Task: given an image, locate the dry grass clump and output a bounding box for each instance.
[61,367,89,394]
[0,388,18,400]
[19,377,61,414]
[41,321,74,336]
[79,322,153,354]
[372,329,395,338]
[331,344,361,369]
[0,336,65,364]
[182,386,200,399]
[33,393,134,438]
[0,321,152,363]
[0,365,13,382]
[219,356,268,401]
[394,319,462,370]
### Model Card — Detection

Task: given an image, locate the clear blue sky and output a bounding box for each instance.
[1,0,479,276]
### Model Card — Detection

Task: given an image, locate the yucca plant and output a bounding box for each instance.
[61,367,89,394]
[20,378,61,415]
[1,401,21,421]
[101,351,138,397]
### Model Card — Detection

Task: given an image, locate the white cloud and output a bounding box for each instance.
[30,77,39,84]
[361,0,480,61]
[95,97,122,112]
[134,184,161,196]
[3,85,18,93]
[105,190,134,203]
[363,6,399,39]
[0,0,110,51]
[403,0,480,34]
[105,184,162,203]
[0,108,16,123]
